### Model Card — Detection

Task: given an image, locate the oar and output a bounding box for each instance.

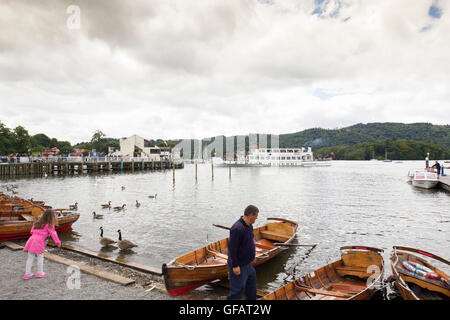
[212,224,230,231]
[212,225,317,247]
[273,243,317,247]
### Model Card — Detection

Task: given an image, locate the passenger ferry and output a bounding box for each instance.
[248,148,314,166]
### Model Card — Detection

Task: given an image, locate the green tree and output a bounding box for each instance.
[13,126,31,154]
[0,121,14,155]
[90,130,106,152]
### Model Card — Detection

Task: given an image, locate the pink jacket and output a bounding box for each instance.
[23,224,61,254]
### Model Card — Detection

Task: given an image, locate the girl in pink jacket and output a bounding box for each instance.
[23,210,61,279]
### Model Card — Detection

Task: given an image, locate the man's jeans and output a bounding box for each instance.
[226,263,257,300]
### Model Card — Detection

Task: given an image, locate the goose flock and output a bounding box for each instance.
[62,186,159,252]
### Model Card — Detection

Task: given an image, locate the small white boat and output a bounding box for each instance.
[411,170,439,189]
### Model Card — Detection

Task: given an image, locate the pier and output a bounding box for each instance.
[0,158,183,178]
[439,174,450,192]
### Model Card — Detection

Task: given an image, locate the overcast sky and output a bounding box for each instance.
[0,0,449,144]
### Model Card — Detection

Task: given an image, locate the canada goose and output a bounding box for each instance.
[117,230,137,250]
[92,211,103,219]
[136,200,141,207]
[121,186,126,190]
[99,227,116,246]
[101,201,111,209]
[69,202,78,210]
[113,204,126,211]
[148,194,157,198]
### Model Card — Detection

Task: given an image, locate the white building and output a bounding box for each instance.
[112,134,169,161]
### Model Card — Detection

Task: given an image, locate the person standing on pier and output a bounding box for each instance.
[431,160,441,178]
[23,210,61,279]
[226,205,259,300]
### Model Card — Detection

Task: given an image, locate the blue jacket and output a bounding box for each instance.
[228,217,255,268]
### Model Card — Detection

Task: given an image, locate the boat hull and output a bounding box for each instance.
[0,214,80,241]
[260,246,385,300]
[412,180,438,189]
[163,218,298,296]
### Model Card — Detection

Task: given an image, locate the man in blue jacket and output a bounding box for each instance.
[226,205,259,300]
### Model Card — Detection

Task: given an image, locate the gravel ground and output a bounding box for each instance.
[0,245,181,300]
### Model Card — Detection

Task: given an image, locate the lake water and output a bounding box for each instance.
[2,160,449,298]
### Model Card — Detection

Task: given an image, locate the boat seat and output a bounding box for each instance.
[207,249,228,261]
[294,283,353,298]
[20,214,35,222]
[255,242,274,250]
[260,231,290,243]
[335,266,373,278]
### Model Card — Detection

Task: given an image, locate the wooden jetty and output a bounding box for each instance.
[0,159,183,178]
[439,175,450,192]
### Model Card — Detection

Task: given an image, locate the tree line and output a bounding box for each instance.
[314,138,450,160]
[0,122,176,156]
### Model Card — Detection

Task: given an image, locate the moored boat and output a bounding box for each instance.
[0,193,79,241]
[260,246,384,300]
[162,217,298,296]
[390,246,450,300]
[411,170,439,189]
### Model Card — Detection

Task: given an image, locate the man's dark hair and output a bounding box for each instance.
[244,205,259,216]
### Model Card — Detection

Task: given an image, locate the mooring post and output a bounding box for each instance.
[211,159,214,180]
[173,161,175,185]
[229,164,231,180]
[195,160,198,182]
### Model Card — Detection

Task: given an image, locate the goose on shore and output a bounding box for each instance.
[148,194,157,198]
[69,202,78,210]
[99,227,116,246]
[101,201,111,209]
[117,230,137,250]
[113,204,126,211]
[136,200,141,208]
[92,211,103,219]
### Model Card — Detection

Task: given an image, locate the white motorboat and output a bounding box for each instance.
[411,170,439,189]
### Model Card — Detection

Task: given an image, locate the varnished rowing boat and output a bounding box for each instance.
[162,217,298,296]
[260,246,384,300]
[390,246,450,300]
[0,193,79,241]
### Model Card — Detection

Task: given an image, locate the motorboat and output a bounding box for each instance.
[411,170,439,189]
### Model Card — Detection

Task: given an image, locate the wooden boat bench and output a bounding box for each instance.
[254,241,275,250]
[294,283,353,298]
[20,214,35,222]
[335,265,373,278]
[207,249,229,261]
[260,231,290,243]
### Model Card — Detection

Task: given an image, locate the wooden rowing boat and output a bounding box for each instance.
[162,217,298,296]
[260,246,384,300]
[0,193,79,241]
[390,246,450,300]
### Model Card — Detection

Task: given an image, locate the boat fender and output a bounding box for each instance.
[401,260,439,280]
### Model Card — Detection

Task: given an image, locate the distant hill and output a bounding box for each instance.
[279,122,450,149]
